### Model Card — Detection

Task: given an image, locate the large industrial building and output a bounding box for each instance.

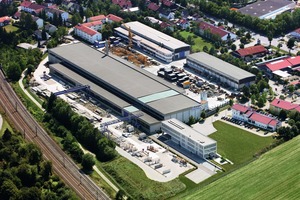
[186,52,256,89]
[239,0,295,19]
[162,118,217,158]
[48,43,203,133]
[114,21,190,63]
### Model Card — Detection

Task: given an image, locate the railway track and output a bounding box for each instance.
[0,70,110,200]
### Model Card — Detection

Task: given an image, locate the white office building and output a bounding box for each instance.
[161,118,217,158]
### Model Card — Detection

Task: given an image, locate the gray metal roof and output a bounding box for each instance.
[238,0,295,18]
[123,21,190,51]
[50,63,130,108]
[49,43,183,98]
[147,94,200,115]
[187,52,255,82]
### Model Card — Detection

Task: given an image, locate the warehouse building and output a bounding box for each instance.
[239,0,295,19]
[48,43,203,133]
[162,118,217,159]
[186,52,256,89]
[114,21,190,63]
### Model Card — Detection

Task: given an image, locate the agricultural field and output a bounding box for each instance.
[181,135,300,200]
[209,121,275,170]
[178,31,212,52]
[101,156,185,200]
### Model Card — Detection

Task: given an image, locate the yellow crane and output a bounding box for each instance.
[122,23,134,49]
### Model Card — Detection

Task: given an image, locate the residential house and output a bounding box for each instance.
[74,24,102,43]
[290,28,300,39]
[34,30,50,40]
[0,0,13,4]
[32,16,44,29]
[176,19,190,30]
[45,8,69,22]
[13,11,22,19]
[88,15,106,23]
[147,2,160,11]
[161,0,173,7]
[159,9,175,20]
[20,1,45,15]
[198,21,237,41]
[232,45,268,61]
[82,21,103,32]
[160,21,174,32]
[232,104,281,131]
[106,14,123,23]
[112,0,132,9]
[0,16,10,27]
[45,24,58,34]
[270,98,300,115]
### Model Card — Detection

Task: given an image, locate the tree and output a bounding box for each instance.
[230,44,236,51]
[229,99,233,106]
[242,85,250,97]
[288,84,295,93]
[81,153,95,171]
[188,115,196,125]
[0,180,19,200]
[2,128,12,142]
[201,110,206,119]
[6,62,22,81]
[245,32,251,40]
[239,43,244,49]
[267,33,273,47]
[209,46,216,55]
[287,38,295,55]
[240,36,247,44]
[202,45,208,52]
[257,96,264,108]
[279,109,287,120]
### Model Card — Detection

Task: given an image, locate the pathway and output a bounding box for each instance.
[0,114,2,131]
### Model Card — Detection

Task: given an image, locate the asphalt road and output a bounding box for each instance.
[0,69,110,200]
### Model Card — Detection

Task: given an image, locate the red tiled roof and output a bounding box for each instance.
[294,107,300,113]
[265,59,291,72]
[290,80,300,86]
[232,104,249,113]
[286,56,300,66]
[28,3,45,11]
[112,0,118,4]
[249,112,278,126]
[236,45,267,57]
[89,15,106,22]
[83,21,102,27]
[75,25,98,36]
[199,21,228,38]
[161,0,172,7]
[20,1,31,7]
[293,28,300,34]
[160,22,171,29]
[148,2,160,11]
[106,14,123,22]
[14,11,21,18]
[0,16,10,23]
[270,98,299,110]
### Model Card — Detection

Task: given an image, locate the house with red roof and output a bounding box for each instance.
[148,2,160,11]
[176,19,190,30]
[232,104,281,131]
[88,15,106,23]
[233,45,267,61]
[0,16,10,27]
[74,24,102,44]
[112,0,132,9]
[20,1,45,15]
[81,21,102,31]
[106,14,123,23]
[161,0,173,7]
[198,21,237,41]
[270,98,300,115]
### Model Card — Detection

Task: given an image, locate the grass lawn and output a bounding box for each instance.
[0,118,13,137]
[179,31,212,52]
[182,135,300,200]
[209,121,275,170]
[4,24,19,32]
[101,156,186,200]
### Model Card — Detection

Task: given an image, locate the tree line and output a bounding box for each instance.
[0,128,78,200]
[44,94,117,162]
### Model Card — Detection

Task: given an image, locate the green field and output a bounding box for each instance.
[182,135,300,200]
[4,24,19,32]
[179,31,212,52]
[210,121,275,170]
[101,156,186,200]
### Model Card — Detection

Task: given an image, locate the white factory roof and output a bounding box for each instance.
[122,21,190,51]
[162,118,216,146]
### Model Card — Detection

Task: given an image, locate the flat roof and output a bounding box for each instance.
[49,43,183,99]
[162,118,216,146]
[239,0,295,18]
[122,21,190,51]
[187,52,255,82]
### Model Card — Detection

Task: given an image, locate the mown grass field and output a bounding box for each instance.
[209,121,275,170]
[179,31,212,52]
[4,24,19,32]
[181,135,300,200]
[101,156,186,200]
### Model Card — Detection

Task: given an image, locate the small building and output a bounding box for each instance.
[88,14,106,23]
[269,98,300,115]
[34,30,50,40]
[20,1,45,15]
[0,16,10,27]
[13,11,22,19]
[106,14,123,23]
[233,45,267,61]
[176,19,190,30]
[232,104,281,131]
[112,0,132,9]
[74,24,102,43]
[32,16,44,29]
[159,9,175,20]
[44,24,58,34]
[147,2,160,11]
[290,28,300,39]
[198,21,237,41]
[161,118,217,159]
[45,8,69,22]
